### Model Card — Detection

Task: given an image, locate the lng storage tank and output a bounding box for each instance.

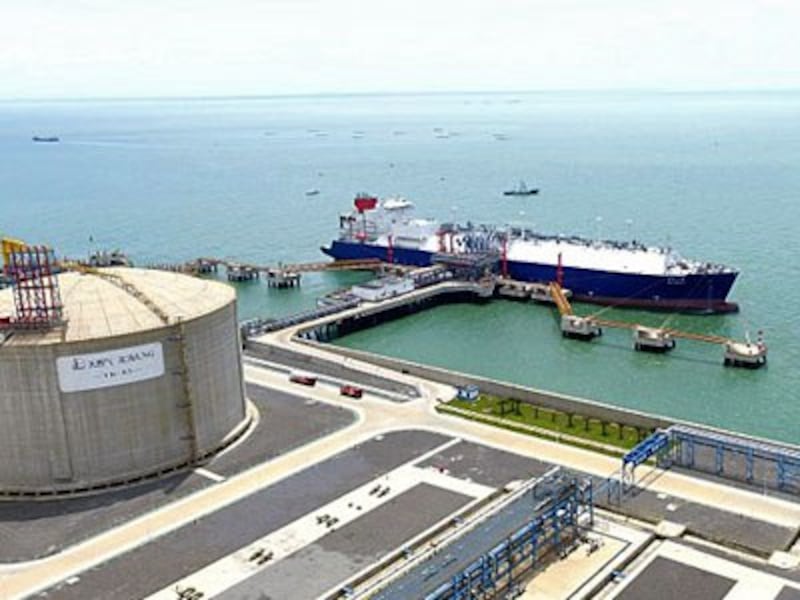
[0,267,249,495]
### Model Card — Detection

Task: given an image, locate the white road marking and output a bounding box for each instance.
[194,468,226,483]
[144,438,492,600]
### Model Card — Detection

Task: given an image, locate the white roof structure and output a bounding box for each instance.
[0,268,235,346]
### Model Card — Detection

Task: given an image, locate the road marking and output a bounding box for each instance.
[144,438,489,600]
[194,468,226,483]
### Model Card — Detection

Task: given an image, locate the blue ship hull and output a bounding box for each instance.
[322,240,738,313]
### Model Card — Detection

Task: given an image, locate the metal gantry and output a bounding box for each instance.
[424,476,593,600]
[618,425,800,494]
[621,430,671,487]
[669,425,800,492]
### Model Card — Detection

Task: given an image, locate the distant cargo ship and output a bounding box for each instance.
[32,136,60,143]
[321,194,739,313]
[503,180,539,196]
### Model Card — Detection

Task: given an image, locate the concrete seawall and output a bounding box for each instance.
[249,279,796,449]
[302,339,672,431]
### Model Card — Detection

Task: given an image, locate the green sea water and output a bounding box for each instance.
[1,92,798,442]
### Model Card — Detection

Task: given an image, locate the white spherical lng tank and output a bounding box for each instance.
[0,268,249,496]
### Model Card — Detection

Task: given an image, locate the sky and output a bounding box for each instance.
[1,0,799,99]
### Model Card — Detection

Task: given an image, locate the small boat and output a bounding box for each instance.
[503,180,539,196]
[88,249,131,268]
[32,136,60,143]
[305,188,320,196]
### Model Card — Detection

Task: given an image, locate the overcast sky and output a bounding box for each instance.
[2,0,798,99]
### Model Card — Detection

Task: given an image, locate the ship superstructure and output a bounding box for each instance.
[323,195,738,312]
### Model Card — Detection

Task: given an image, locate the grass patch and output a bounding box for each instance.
[445,394,647,452]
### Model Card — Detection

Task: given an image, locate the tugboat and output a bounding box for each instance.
[503,180,539,196]
[305,188,321,197]
[32,136,60,143]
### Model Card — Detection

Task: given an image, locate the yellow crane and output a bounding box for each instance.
[1,237,28,270]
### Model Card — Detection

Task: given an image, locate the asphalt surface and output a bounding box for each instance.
[245,344,420,399]
[219,483,472,600]
[0,384,354,563]
[776,587,800,600]
[615,556,736,600]
[419,442,798,557]
[417,440,553,489]
[37,430,451,600]
[595,478,798,556]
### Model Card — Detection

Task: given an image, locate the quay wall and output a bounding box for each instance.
[252,280,795,448]
[303,340,673,431]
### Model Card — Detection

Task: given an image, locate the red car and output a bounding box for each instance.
[289,372,317,386]
[340,384,363,399]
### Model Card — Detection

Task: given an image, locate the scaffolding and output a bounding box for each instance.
[2,243,64,330]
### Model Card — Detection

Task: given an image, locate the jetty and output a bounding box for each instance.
[143,250,767,369]
[146,257,402,287]
[548,281,767,367]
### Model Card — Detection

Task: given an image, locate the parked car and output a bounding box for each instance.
[289,371,317,386]
[340,384,363,399]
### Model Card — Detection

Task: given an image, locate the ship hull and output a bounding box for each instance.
[322,240,738,313]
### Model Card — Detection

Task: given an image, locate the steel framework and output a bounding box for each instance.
[618,425,800,494]
[425,476,593,600]
[669,424,800,492]
[621,430,671,487]
[4,245,63,329]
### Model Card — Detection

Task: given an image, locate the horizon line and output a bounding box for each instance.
[2,86,800,104]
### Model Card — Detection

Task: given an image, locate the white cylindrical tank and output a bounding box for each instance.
[0,268,249,496]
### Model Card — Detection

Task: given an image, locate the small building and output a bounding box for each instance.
[351,276,414,302]
[456,384,480,402]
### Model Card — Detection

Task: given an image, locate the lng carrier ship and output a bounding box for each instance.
[321,194,739,313]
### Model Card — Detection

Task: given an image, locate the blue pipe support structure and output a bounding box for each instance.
[425,478,593,600]
[621,430,671,487]
[668,425,800,492]
[622,431,671,470]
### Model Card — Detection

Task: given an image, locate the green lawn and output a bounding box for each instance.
[443,394,647,452]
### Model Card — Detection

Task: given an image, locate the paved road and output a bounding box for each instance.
[37,431,451,600]
[246,343,420,399]
[219,483,471,600]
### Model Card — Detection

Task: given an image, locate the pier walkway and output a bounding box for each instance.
[151,257,398,277]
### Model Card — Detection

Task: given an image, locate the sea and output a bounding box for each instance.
[1,92,798,442]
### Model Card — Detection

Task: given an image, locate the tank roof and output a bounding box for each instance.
[0,268,235,346]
